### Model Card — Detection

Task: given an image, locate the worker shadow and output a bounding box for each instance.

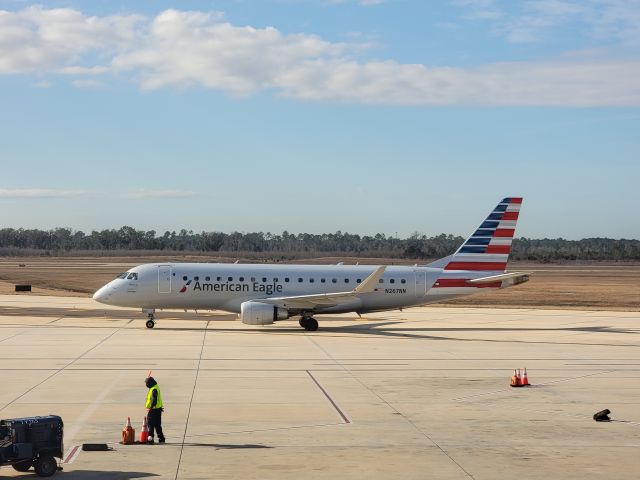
[11,471,159,479]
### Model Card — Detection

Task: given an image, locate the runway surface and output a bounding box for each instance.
[1,294,639,479]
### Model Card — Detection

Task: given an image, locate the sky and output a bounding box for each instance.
[0,0,639,240]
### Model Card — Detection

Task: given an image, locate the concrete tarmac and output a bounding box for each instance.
[0,294,639,479]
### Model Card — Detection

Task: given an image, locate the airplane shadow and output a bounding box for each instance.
[158,318,640,347]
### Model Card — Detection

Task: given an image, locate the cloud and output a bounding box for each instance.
[0,188,88,198]
[0,6,143,74]
[0,188,195,199]
[121,189,196,199]
[274,58,640,106]
[1,6,640,106]
[453,0,640,45]
[111,9,345,96]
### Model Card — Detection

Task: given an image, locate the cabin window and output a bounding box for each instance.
[401,279,406,284]
[390,279,395,284]
[332,278,337,283]
[251,277,256,282]
[344,279,350,283]
[310,278,315,283]
[298,278,303,283]
[216,276,221,282]
[274,278,279,282]
[357,278,361,283]
[239,277,244,282]
[228,277,233,281]
[205,276,210,281]
[127,273,138,280]
[321,278,326,283]
[285,278,290,282]
[183,276,188,281]
[379,278,384,283]
[262,277,267,282]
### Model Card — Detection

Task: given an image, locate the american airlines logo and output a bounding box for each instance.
[179,280,192,293]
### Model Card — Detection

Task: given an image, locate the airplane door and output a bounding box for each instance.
[414,269,426,297]
[158,265,172,293]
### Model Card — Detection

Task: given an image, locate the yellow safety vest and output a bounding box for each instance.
[146,384,163,409]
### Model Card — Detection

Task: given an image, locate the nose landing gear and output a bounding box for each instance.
[143,309,156,329]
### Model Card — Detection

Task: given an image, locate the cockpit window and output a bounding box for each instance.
[116,272,127,279]
[127,272,138,280]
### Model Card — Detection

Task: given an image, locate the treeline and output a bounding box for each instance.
[0,227,638,261]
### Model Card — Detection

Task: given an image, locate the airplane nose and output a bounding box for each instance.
[93,285,113,304]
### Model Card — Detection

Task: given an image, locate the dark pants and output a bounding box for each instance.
[147,408,165,441]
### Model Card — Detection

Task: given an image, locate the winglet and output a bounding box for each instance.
[354,266,386,294]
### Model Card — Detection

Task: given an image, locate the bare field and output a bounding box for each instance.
[0,256,639,310]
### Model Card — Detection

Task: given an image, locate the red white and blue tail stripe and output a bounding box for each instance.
[444,197,522,272]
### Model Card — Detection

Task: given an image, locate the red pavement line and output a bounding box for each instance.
[306,370,350,424]
[62,445,81,464]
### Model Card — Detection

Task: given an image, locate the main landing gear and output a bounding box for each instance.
[299,316,318,332]
[143,309,156,329]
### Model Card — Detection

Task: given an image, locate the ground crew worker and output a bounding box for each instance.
[145,376,165,444]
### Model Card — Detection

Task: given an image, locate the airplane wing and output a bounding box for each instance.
[469,272,530,286]
[259,266,386,310]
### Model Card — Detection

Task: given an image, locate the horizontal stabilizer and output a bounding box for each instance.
[469,272,530,287]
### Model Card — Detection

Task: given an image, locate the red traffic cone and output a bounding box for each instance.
[521,368,530,386]
[510,369,521,387]
[140,416,149,443]
[121,417,135,445]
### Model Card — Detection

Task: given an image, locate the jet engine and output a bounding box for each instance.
[240,301,289,325]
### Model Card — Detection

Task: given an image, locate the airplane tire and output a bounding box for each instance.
[304,318,318,332]
[146,320,155,329]
[299,318,307,329]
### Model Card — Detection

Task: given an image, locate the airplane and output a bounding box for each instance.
[93,197,529,331]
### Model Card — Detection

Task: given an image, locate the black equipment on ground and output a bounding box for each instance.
[0,415,63,477]
[593,409,611,422]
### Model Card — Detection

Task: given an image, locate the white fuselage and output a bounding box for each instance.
[93,262,489,315]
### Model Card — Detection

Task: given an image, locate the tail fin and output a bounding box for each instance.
[443,197,522,272]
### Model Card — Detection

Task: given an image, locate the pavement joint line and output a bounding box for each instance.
[478,402,640,429]
[47,315,66,324]
[305,370,350,424]
[63,371,125,446]
[174,320,209,480]
[450,370,616,402]
[305,335,476,480]
[0,326,124,414]
[0,330,29,344]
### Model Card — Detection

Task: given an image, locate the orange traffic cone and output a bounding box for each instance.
[121,417,135,445]
[140,416,149,443]
[521,368,530,386]
[510,369,521,387]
